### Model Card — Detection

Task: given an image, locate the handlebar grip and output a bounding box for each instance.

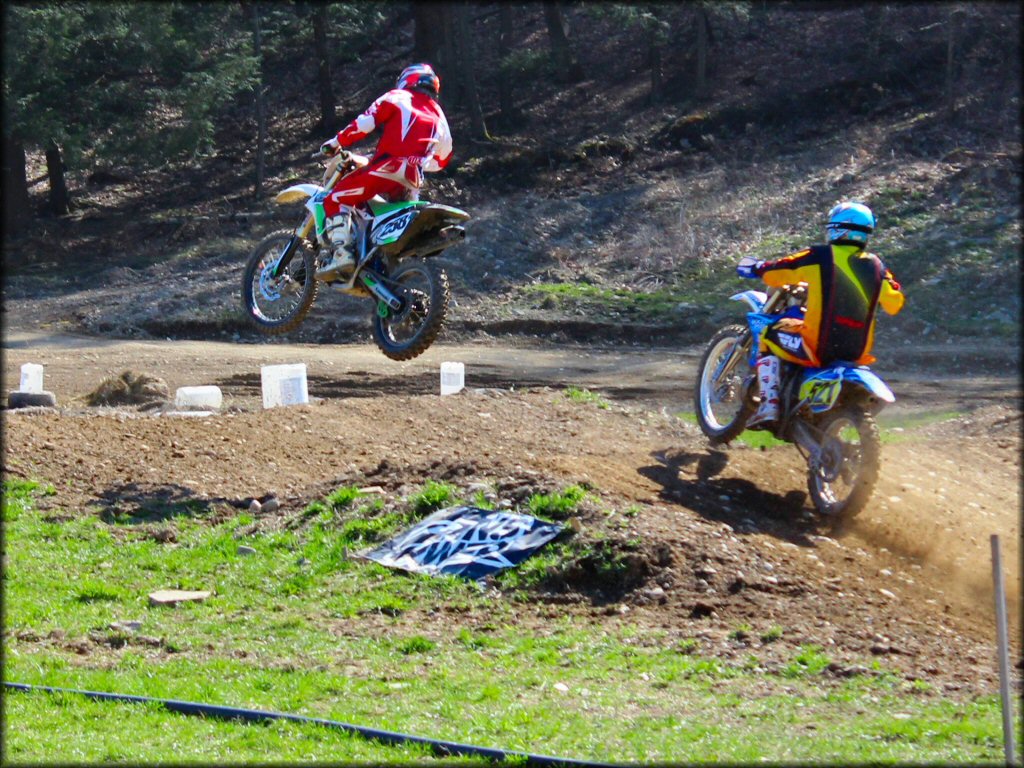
[312,149,350,162]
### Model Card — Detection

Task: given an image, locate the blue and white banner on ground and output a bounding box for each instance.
[361,506,563,580]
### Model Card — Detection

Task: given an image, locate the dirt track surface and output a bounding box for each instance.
[2,327,1021,697]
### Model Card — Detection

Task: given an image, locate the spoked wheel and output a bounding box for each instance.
[693,325,756,445]
[241,229,318,335]
[371,259,450,361]
[807,406,881,520]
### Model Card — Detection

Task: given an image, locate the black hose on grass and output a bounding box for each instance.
[5,682,619,767]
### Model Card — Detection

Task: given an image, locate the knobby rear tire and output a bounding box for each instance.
[241,229,318,336]
[807,406,881,522]
[372,259,450,361]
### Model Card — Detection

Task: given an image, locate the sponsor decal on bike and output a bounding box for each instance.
[372,211,415,244]
[362,505,562,580]
[779,333,803,352]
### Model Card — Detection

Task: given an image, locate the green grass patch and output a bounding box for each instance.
[782,644,833,678]
[75,580,125,604]
[527,484,588,521]
[397,635,436,655]
[877,410,963,444]
[521,282,696,321]
[408,480,457,516]
[678,405,968,448]
[564,386,610,409]
[877,410,961,431]
[324,485,362,511]
[733,429,787,449]
[760,625,784,644]
[493,541,570,591]
[674,412,788,449]
[728,623,753,641]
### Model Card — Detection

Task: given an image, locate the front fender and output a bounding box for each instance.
[275,184,321,205]
[729,290,768,312]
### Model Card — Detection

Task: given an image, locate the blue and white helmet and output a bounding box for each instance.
[826,202,875,245]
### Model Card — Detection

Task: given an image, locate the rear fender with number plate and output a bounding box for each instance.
[376,203,470,255]
[799,365,895,414]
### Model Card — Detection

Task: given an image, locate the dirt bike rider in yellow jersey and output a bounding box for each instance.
[736,202,905,429]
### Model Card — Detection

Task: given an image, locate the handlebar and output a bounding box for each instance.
[764,283,808,315]
[311,149,350,162]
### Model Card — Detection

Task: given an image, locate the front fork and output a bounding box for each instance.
[711,333,753,402]
[270,214,315,279]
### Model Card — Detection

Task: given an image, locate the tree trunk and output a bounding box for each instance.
[44,139,70,216]
[648,27,663,104]
[497,4,515,120]
[695,7,709,96]
[313,5,336,132]
[543,2,583,83]
[864,4,884,64]
[413,2,444,62]
[251,4,266,198]
[3,134,32,234]
[454,4,489,139]
[437,3,461,108]
[945,7,965,118]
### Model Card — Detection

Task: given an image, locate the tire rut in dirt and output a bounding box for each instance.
[214,370,559,400]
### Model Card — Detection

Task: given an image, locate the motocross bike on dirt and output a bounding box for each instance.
[693,282,895,521]
[241,150,469,361]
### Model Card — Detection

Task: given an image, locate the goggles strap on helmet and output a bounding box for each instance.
[829,221,873,234]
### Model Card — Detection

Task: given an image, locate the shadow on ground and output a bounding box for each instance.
[639,447,826,547]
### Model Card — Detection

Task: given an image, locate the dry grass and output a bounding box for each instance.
[85,370,169,407]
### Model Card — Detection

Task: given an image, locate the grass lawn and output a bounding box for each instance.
[2,478,1010,763]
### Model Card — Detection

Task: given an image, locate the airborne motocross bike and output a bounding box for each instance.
[694,283,895,521]
[241,151,469,360]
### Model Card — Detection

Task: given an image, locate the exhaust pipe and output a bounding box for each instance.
[410,226,465,258]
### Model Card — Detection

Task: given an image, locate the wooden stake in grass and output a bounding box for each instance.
[990,534,1018,765]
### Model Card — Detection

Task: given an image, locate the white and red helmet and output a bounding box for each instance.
[396,63,440,97]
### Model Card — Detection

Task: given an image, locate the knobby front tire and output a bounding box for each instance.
[694,324,755,446]
[241,230,318,335]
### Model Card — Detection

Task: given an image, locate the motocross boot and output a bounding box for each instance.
[747,354,781,429]
[315,213,355,281]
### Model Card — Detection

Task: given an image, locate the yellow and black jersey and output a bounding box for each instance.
[758,244,904,365]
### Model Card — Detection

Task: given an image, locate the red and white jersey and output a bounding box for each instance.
[335,88,452,190]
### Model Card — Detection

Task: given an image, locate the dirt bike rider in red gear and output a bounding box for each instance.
[315,63,453,281]
[736,202,905,429]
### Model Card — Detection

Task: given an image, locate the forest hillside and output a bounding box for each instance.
[3,2,1020,345]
